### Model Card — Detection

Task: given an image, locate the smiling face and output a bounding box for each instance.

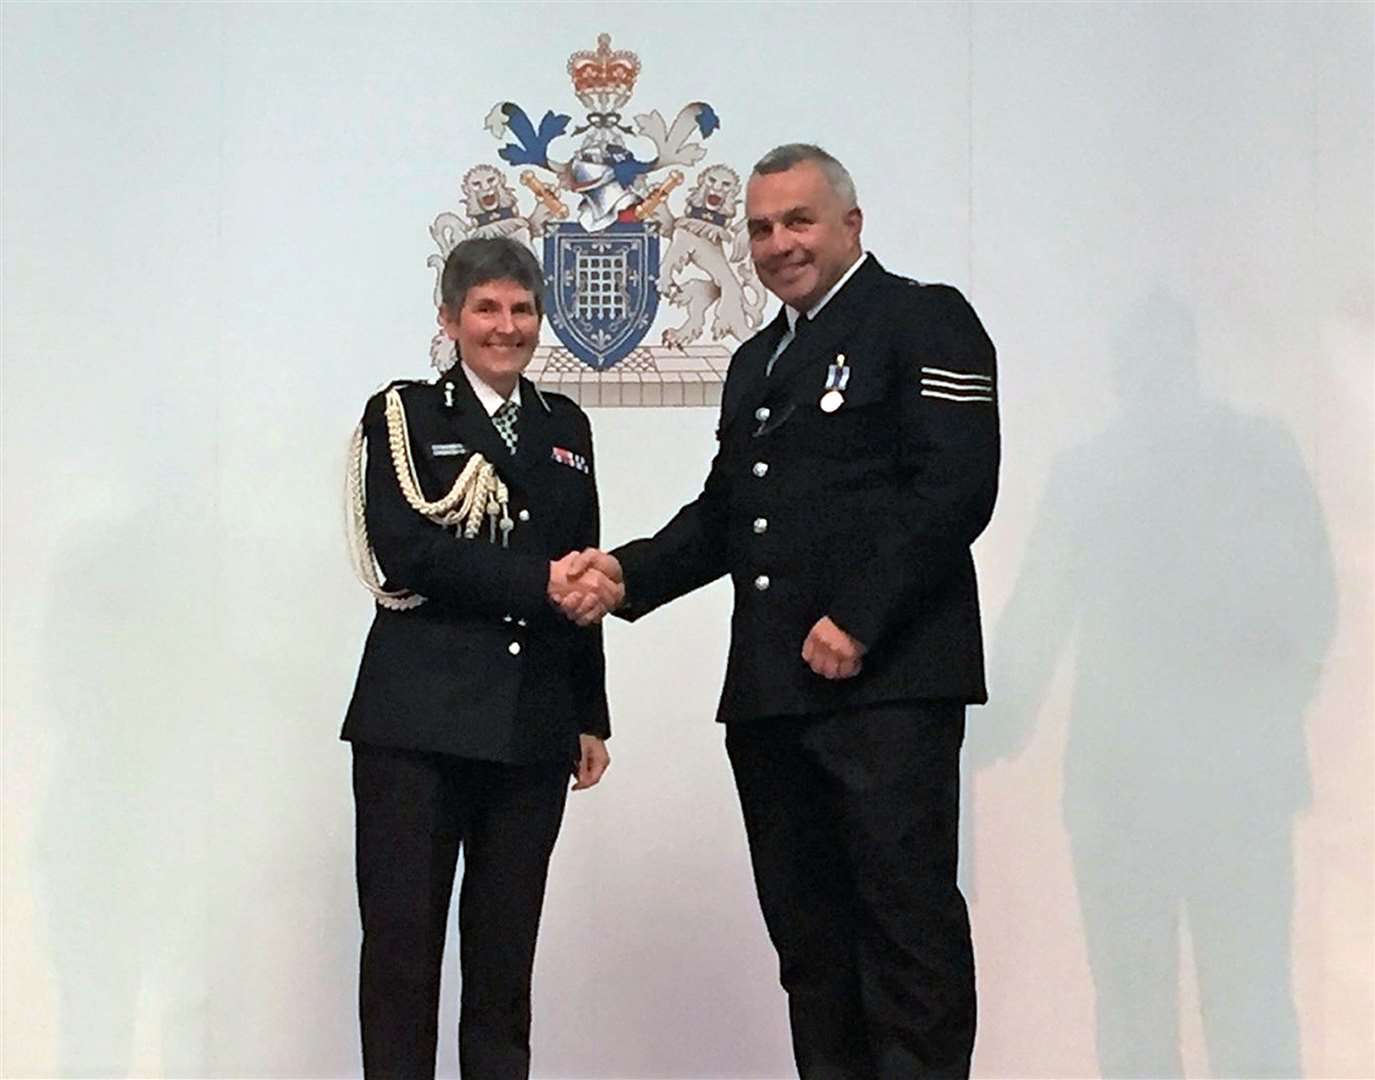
[440,278,540,397]
[746,160,863,313]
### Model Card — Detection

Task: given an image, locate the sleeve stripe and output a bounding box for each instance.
[921,389,994,403]
[922,378,996,392]
[920,366,991,383]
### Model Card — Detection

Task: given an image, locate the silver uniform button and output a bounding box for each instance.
[516,618,527,628]
[754,574,770,591]
[502,614,513,623]
[508,641,522,656]
[753,517,768,534]
[755,406,771,422]
[752,461,769,478]
[518,509,531,522]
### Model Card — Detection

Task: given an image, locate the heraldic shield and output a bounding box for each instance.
[543,220,660,370]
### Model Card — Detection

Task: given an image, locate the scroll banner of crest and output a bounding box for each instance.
[426,32,766,407]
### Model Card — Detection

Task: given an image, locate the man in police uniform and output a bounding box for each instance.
[342,237,621,1079]
[572,145,998,1077]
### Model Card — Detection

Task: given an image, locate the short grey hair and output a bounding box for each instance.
[440,237,545,318]
[752,143,858,209]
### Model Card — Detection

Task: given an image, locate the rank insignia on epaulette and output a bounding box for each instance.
[551,446,590,474]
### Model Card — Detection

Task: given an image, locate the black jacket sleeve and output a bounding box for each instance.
[826,285,1000,648]
[570,410,611,739]
[612,434,732,621]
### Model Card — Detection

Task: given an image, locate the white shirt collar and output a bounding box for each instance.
[459,361,522,417]
[785,251,868,331]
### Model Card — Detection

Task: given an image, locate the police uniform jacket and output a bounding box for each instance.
[343,372,610,763]
[614,255,998,723]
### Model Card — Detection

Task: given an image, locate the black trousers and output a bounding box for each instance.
[726,701,974,1080]
[352,743,568,1080]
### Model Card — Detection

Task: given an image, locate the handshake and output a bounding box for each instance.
[547,549,625,626]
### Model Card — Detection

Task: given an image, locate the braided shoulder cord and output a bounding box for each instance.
[345,387,511,610]
[346,421,423,609]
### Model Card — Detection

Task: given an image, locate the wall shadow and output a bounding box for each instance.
[30,504,211,1076]
[971,289,1336,1077]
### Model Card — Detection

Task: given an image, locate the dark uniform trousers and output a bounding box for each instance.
[727,703,973,1080]
[614,256,997,1079]
[343,373,610,1079]
[353,745,568,1080]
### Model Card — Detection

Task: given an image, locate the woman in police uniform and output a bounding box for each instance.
[343,237,614,1079]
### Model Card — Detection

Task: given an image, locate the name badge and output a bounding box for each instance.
[430,442,467,457]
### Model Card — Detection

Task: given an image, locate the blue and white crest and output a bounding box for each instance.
[543,221,660,369]
[426,32,762,406]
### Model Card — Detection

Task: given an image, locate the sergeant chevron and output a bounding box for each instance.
[920,366,993,402]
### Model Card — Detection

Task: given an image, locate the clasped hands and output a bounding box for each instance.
[547,548,624,626]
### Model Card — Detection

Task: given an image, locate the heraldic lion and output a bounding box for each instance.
[660,164,765,348]
[429,165,536,261]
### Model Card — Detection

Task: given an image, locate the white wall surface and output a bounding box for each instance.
[2,3,1371,1078]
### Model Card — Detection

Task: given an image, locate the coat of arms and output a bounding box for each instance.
[427,33,763,406]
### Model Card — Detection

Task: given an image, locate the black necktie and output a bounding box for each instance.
[768,313,810,377]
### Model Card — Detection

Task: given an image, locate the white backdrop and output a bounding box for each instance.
[2,3,1371,1078]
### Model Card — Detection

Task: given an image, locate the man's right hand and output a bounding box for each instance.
[548,549,624,626]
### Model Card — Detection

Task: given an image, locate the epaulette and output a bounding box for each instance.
[362,379,425,416]
[367,377,424,397]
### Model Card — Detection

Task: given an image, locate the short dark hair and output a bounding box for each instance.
[752,143,858,209]
[440,237,546,318]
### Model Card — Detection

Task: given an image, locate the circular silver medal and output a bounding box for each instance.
[820,389,844,413]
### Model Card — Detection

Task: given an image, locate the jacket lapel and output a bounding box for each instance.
[440,369,513,473]
[722,308,789,433]
[509,376,554,494]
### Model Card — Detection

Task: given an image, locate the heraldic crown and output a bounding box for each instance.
[568,33,640,115]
